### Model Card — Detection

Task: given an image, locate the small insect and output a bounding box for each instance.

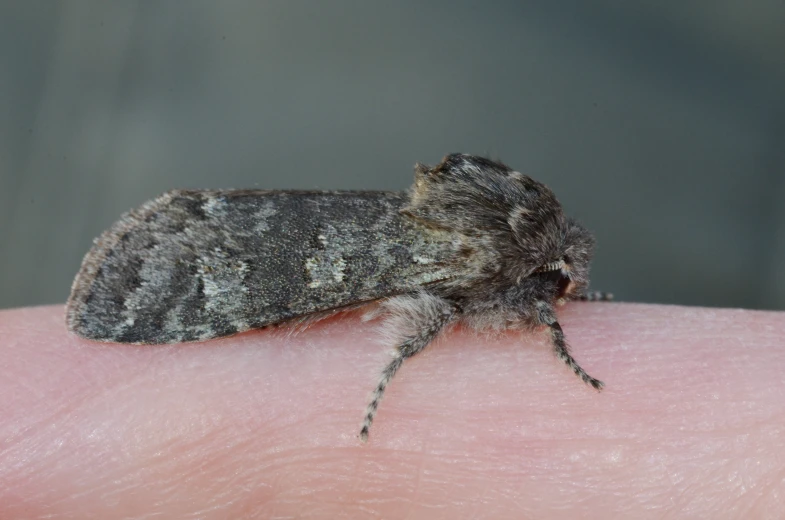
[66,154,611,441]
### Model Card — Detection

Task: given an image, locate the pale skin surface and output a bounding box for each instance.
[0,303,783,519]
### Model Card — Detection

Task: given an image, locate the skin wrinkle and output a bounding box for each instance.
[1,304,784,518]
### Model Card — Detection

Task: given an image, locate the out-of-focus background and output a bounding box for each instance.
[1,1,784,310]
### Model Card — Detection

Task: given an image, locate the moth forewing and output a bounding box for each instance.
[66,190,458,344]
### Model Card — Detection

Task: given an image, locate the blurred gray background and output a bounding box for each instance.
[2,1,784,310]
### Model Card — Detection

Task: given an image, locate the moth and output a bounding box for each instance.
[66,153,610,441]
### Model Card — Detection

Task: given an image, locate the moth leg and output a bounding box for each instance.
[536,302,604,390]
[360,293,455,442]
[579,291,614,301]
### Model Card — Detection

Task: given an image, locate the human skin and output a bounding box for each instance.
[0,303,783,519]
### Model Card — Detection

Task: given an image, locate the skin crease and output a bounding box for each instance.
[0,303,783,519]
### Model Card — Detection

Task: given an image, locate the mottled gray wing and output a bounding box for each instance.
[66,190,457,344]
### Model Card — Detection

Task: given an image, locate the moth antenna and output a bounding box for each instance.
[549,321,604,390]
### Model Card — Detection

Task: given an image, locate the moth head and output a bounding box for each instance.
[405,154,595,301]
[521,216,595,302]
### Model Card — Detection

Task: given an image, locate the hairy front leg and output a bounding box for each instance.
[360,293,455,442]
[536,301,604,390]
